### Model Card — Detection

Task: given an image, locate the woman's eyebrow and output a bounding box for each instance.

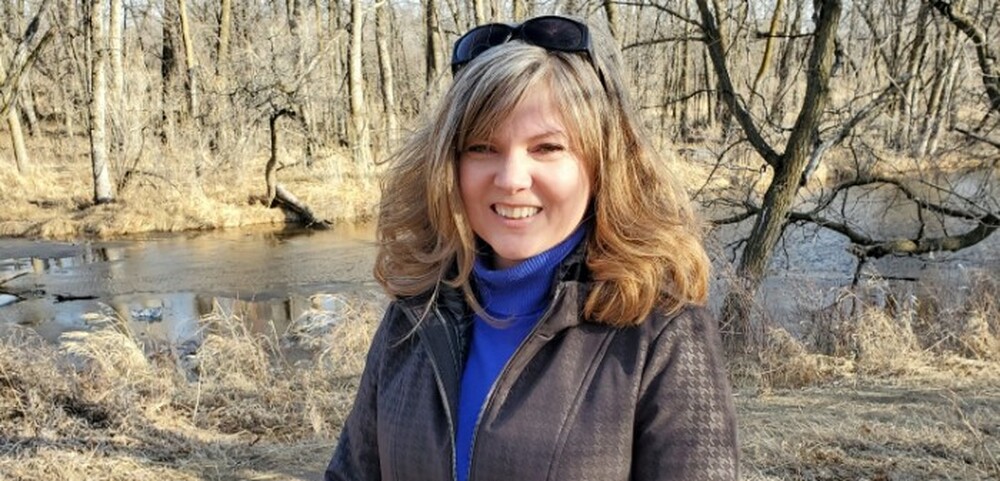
[527,130,567,142]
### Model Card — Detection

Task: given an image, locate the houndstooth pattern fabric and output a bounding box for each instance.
[326,266,739,481]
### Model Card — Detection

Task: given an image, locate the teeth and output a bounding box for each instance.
[494,205,540,219]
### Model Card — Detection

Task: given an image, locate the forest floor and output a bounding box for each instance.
[1,294,998,481]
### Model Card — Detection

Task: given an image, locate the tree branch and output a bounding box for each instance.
[801,77,910,185]
[623,35,706,50]
[791,177,999,259]
[612,1,702,28]
[0,0,55,117]
[694,0,781,167]
[928,0,1000,114]
[955,126,1000,151]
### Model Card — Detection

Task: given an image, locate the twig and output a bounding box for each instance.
[955,127,1000,151]
[0,271,29,286]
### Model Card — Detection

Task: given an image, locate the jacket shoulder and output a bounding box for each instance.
[642,304,719,342]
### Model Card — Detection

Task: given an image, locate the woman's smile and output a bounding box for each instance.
[492,204,542,220]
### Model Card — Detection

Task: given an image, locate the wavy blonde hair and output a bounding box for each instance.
[374,22,709,327]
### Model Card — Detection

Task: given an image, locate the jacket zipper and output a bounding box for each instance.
[408,305,461,481]
[465,284,566,481]
[434,306,460,481]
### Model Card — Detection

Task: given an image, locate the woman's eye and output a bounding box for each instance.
[465,144,494,154]
[535,143,565,154]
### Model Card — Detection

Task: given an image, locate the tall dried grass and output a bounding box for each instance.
[754,272,1000,388]
[0,295,384,480]
[0,143,379,240]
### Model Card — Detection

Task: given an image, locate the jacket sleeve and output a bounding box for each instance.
[324,304,398,481]
[631,306,739,481]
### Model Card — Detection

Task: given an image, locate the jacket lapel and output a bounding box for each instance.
[399,286,470,434]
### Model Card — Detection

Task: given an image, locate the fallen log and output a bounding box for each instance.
[272,183,332,229]
[260,109,332,230]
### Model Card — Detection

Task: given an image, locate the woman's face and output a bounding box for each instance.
[458,85,592,269]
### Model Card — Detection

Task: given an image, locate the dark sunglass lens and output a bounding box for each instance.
[454,25,512,64]
[521,18,585,50]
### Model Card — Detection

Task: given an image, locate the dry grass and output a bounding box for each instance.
[0,294,385,480]
[739,378,1000,481]
[1,284,998,480]
[0,142,379,240]
[741,272,1000,480]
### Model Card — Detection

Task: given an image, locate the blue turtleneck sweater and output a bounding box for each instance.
[455,226,587,481]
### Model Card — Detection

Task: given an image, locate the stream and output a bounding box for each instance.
[1,207,997,347]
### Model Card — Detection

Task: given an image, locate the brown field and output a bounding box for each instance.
[1,284,998,481]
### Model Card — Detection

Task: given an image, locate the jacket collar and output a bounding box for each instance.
[393,238,591,444]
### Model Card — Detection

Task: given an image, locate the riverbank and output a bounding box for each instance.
[2,291,998,480]
[0,150,379,240]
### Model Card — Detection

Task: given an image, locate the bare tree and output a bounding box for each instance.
[160,0,180,143]
[217,0,232,71]
[603,0,620,42]
[89,0,114,204]
[928,0,1000,118]
[177,0,198,122]
[693,0,844,350]
[2,63,29,173]
[349,0,372,173]
[376,0,398,151]
[0,0,53,119]
[474,0,487,24]
[425,0,445,94]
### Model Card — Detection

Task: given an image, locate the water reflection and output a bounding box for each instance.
[0,226,379,347]
[0,244,128,275]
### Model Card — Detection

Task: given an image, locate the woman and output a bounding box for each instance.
[325,14,738,481]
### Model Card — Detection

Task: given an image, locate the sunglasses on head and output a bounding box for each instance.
[451,15,593,74]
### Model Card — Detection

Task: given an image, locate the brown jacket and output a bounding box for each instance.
[325,252,739,481]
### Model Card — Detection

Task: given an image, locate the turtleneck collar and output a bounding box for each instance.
[472,224,588,320]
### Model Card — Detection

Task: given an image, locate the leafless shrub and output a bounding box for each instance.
[758,326,847,388]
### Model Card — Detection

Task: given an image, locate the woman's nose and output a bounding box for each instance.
[494,151,532,191]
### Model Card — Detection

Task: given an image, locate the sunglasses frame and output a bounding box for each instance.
[450,15,594,75]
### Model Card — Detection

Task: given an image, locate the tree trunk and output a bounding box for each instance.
[349,0,373,174]
[7,105,29,173]
[750,0,785,94]
[109,0,123,111]
[678,10,692,140]
[769,0,802,123]
[90,0,114,204]
[602,0,619,43]
[0,49,29,172]
[697,0,843,351]
[900,3,930,150]
[923,26,961,157]
[512,0,527,20]
[702,48,714,126]
[6,1,37,138]
[376,1,398,151]
[161,0,179,143]
[109,0,124,170]
[739,0,842,286]
[288,0,301,36]
[473,0,487,25]
[178,0,198,122]
[0,0,54,119]
[424,0,444,94]
[929,0,1000,116]
[217,0,232,71]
